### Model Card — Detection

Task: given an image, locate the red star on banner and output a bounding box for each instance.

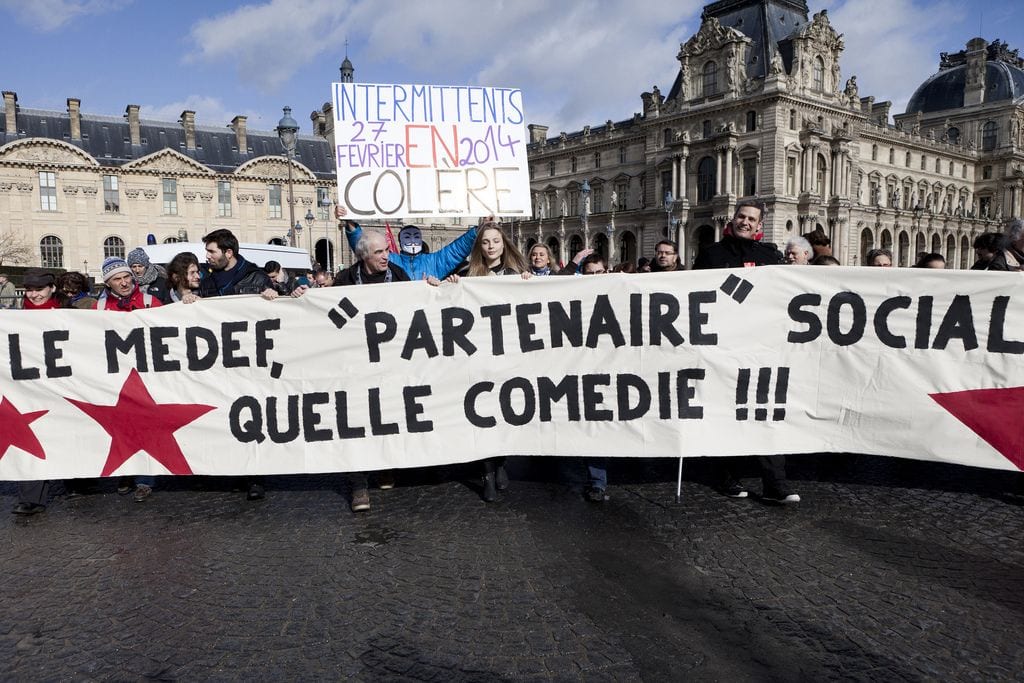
[67,369,216,477]
[0,397,48,461]
[930,386,1024,471]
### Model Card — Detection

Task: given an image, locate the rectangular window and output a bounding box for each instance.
[920,155,927,170]
[702,120,711,138]
[592,186,603,213]
[549,161,555,176]
[789,109,797,130]
[742,158,757,196]
[317,186,331,220]
[594,151,601,169]
[618,147,626,164]
[786,158,796,195]
[217,181,231,217]
[39,171,57,211]
[568,190,579,216]
[103,175,119,213]
[268,184,282,219]
[983,165,992,180]
[661,170,673,203]
[162,178,177,215]
[615,182,628,211]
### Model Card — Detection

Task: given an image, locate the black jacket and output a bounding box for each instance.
[197,257,273,297]
[693,234,783,270]
[334,261,411,286]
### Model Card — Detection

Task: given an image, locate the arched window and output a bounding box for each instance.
[702,61,718,96]
[905,151,911,167]
[163,237,179,244]
[569,234,584,257]
[898,231,910,267]
[915,233,925,256]
[816,153,827,196]
[947,127,960,144]
[982,121,997,151]
[960,236,970,269]
[946,235,956,264]
[697,156,716,202]
[871,144,878,161]
[813,57,825,91]
[103,236,125,259]
[860,228,874,264]
[881,229,893,252]
[931,234,941,254]
[40,235,63,268]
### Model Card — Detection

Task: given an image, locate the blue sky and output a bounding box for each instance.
[0,0,1020,138]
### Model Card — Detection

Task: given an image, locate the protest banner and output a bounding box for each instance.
[331,82,530,219]
[0,267,1022,480]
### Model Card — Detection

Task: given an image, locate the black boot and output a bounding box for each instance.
[495,458,509,491]
[482,460,498,503]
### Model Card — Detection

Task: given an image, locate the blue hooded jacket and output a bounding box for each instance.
[345,223,478,281]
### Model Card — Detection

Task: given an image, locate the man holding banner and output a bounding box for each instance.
[694,199,798,504]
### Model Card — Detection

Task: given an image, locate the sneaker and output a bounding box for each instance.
[585,486,608,503]
[12,502,45,515]
[246,483,265,501]
[376,470,395,490]
[763,489,801,504]
[133,484,153,502]
[720,482,749,498]
[351,488,371,512]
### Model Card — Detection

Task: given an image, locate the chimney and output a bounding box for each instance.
[125,104,141,145]
[180,110,196,150]
[964,37,987,106]
[230,115,248,153]
[309,110,326,138]
[67,97,81,141]
[528,124,548,145]
[3,91,16,135]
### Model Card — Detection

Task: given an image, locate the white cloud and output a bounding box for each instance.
[140,95,255,127]
[829,0,962,116]
[0,0,129,32]
[185,0,701,132]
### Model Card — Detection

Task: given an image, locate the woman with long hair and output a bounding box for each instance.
[528,243,558,276]
[447,221,527,500]
[162,251,201,304]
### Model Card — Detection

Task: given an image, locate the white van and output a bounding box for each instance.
[141,242,312,270]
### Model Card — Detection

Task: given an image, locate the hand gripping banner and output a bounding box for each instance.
[1,267,1022,480]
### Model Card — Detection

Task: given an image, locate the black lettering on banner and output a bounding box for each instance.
[186,326,219,371]
[365,312,397,363]
[106,328,147,373]
[441,307,477,356]
[480,304,511,355]
[658,371,671,419]
[874,296,911,348]
[826,292,866,346]
[42,330,72,378]
[222,321,250,368]
[150,327,181,372]
[499,376,535,426]
[267,395,300,444]
[630,293,644,346]
[8,334,40,380]
[914,296,933,349]
[549,300,583,348]
[368,387,400,435]
[254,319,280,368]
[677,368,705,419]
[465,381,496,428]
[401,309,439,360]
[230,396,265,443]
[988,296,1024,353]
[932,295,978,350]
[648,293,684,346]
[403,385,433,433]
[586,296,625,348]
[581,374,614,421]
[688,291,718,345]
[302,392,333,442]
[515,302,544,352]
[787,293,822,343]
[334,391,367,439]
[537,375,581,422]
[616,373,651,420]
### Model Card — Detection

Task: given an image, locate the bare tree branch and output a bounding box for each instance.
[0,230,32,266]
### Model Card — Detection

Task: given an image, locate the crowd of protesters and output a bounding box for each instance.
[4,207,1023,515]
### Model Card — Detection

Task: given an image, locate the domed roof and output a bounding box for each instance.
[341,56,353,71]
[906,40,1024,114]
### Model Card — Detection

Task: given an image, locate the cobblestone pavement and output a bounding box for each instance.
[0,454,1021,681]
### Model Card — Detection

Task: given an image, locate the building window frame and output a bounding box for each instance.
[103,235,126,260]
[702,61,718,97]
[268,184,282,219]
[39,171,57,212]
[162,178,177,215]
[40,235,63,268]
[103,174,119,213]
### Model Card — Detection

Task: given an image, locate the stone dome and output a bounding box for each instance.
[906,41,1024,114]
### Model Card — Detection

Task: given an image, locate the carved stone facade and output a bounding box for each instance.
[522,1,1024,269]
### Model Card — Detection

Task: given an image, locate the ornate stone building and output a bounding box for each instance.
[0,56,469,277]
[520,0,1024,268]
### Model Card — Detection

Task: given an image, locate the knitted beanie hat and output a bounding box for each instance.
[126,247,150,267]
[101,256,132,282]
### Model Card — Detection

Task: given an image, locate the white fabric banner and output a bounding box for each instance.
[331,82,530,218]
[1,267,1022,480]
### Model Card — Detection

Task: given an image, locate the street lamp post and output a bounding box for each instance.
[305,209,316,267]
[293,221,303,255]
[276,107,300,243]
[581,180,591,248]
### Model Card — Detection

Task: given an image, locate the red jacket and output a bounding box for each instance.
[92,286,162,311]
